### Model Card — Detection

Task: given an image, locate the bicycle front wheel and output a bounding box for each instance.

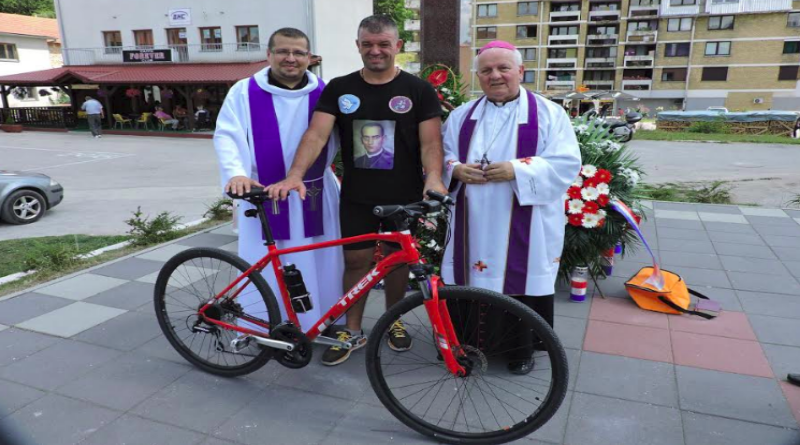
[365,286,569,445]
[154,247,281,377]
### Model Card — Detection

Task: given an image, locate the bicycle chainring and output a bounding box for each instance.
[270,324,312,369]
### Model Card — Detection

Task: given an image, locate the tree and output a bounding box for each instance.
[374,0,414,43]
[0,0,55,17]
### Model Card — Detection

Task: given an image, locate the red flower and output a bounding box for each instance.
[427,69,449,87]
[583,177,599,189]
[582,201,599,214]
[597,194,610,207]
[568,214,583,227]
[565,200,569,212]
[437,91,444,101]
[597,217,607,228]
[596,169,612,183]
[567,186,582,199]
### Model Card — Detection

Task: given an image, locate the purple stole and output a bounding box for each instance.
[248,76,327,240]
[454,90,539,295]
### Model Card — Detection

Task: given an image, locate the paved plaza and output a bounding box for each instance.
[1,201,800,444]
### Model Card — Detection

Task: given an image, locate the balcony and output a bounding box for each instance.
[624,54,654,68]
[549,34,580,45]
[404,41,420,52]
[583,80,616,90]
[705,0,791,14]
[547,57,578,69]
[629,4,660,17]
[405,19,421,31]
[545,80,576,90]
[587,34,619,45]
[63,43,267,66]
[622,79,652,90]
[585,57,617,68]
[404,0,420,9]
[627,30,658,43]
[660,3,699,16]
[549,10,581,21]
[589,9,621,22]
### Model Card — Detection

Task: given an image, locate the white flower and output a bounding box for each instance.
[625,170,641,187]
[582,213,601,228]
[575,124,589,133]
[581,187,599,201]
[597,209,607,219]
[567,199,584,214]
[605,142,622,153]
[440,87,450,93]
[573,176,584,187]
[426,240,438,249]
[447,96,455,101]
[581,164,597,178]
[596,183,610,195]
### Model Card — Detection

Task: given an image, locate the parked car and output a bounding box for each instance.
[0,171,64,224]
[707,106,730,113]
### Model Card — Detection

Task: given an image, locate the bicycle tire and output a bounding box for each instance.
[365,286,569,445]
[154,247,281,377]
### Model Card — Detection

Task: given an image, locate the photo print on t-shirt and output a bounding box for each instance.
[353,120,395,170]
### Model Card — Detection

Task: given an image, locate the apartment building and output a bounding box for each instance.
[470,0,800,111]
[0,13,62,108]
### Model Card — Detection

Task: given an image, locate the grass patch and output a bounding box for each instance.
[0,235,130,277]
[637,181,733,204]
[636,130,800,144]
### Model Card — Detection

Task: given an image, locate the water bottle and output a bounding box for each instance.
[283,264,313,313]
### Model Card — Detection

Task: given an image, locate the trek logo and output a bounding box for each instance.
[340,269,380,307]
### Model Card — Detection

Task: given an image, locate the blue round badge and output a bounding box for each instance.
[338,94,361,114]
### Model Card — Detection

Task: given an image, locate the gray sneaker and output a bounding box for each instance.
[321,330,367,366]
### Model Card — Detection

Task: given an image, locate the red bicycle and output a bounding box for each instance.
[154,189,568,444]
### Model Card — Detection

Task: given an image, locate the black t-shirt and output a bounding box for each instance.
[315,70,442,205]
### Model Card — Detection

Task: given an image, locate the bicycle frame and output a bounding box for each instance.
[196,226,467,376]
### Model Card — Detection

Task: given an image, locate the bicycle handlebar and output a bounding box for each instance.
[226,186,269,201]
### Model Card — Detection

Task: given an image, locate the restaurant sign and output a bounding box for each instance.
[123,49,173,63]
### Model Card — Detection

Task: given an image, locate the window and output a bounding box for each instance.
[628,21,654,31]
[548,48,577,58]
[523,71,535,84]
[661,68,687,81]
[521,48,536,60]
[476,26,497,39]
[102,31,122,54]
[586,47,617,58]
[784,41,800,54]
[670,0,696,5]
[0,43,18,61]
[708,16,734,30]
[789,12,800,28]
[200,27,223,51]
[516,25,537,38]
[518,1,538,16]
[551,25,579,35]
[133,30,153,49]
[477,4,498,17]
[664,42,690,57]
[584,70,614,80]
[779,65,799,80]
[594,26,618,35]
[705,41,731,56]
[236,25,259,50]
[702,66,728,81]
[667,18,692,32]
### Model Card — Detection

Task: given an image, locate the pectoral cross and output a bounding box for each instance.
[473,261,488,272]
[307,184,321,211]
[271,199,280,215]
[475,154,491,171]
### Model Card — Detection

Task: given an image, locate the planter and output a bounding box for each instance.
[0,124,23,133]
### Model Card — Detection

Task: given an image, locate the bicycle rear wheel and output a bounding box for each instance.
[365,286,568,445]
[153,247,281,377]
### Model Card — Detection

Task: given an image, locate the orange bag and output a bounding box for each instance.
[625,267,720,319]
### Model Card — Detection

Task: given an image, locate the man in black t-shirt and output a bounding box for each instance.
[267,14,446,366]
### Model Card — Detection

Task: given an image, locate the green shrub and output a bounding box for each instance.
[204,198,233,221]
[23,244,82,272]
[125,207,183,246]
[638,181,732,204]
[686,120,729,134]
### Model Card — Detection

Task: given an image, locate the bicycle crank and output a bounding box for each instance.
[270,324,312,369]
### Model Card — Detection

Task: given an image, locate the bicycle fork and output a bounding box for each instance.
[415,272,467,377]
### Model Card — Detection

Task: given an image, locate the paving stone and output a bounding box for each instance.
[696,286,743,312]
[134,334,194,365]
[677,268,732,288]
[136,244,194,262]
[199,438,241,445]
[56,352,190,411]
[707,231,766,246]
[696,205,742,215]
[0,340,120,391]
[554,292,590,319]
[213,386,352,445]
[209,224,235,236]
[583,320,672,363]
[740,208,790,218]
[565,392,684,445]
[682,411,800,445]
[589,296,668,329]
[553,315,587,350]
[0,324,6,333]
[658,227,711,241]
[660,251,722,270]
[0,328,61,368]
[728,271,800,295]
[654,202,699,211]
[763,235,800,249]
[0,293,72,326]
[786,210,800,218]
[273,344,372,402]
[0,379,46,418]
[738,290,800,319]
[136,264,215,285]
[774,246,800,262]
[719,255,789,277]
[785,261,800,279]
[698,212,749,224]
[752,223,800,238]
[762,343,800,382]
[654,209,700,221]
[676,366,796,428]
[659,238,715,254]
[745,215,796,225]
[16,302,126,338]
[575,352,678,407]
[655,219,705,230]
[620,247,659,264]
[669,309,756,340]
[702,222,757,234]
[780,380,800,426]
[220,241,238,253]
[749,314,800,347]
[4,394,121,445]
[610,259,649,278]
[132,370,264,434]
[592,276,632,299]
[91,257,166,281]
[74,311,161,351]
[324,401,445,445]
[671,331,772,378]
[179,233,239,248]
[81,414,205,445]
[712,242,777,260]
[36,273,128,301]
[84,280,156,311]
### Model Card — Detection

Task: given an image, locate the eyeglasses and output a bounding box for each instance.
[273,49,310,58]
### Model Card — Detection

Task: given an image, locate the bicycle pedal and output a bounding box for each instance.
[230,336,253,353]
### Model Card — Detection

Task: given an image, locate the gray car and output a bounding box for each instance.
[0,171,64,225]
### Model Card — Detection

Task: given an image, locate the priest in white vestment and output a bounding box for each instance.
[214,28,343,330]
[441,41,581,374]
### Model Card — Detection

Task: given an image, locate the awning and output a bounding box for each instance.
[0,62,270,86]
